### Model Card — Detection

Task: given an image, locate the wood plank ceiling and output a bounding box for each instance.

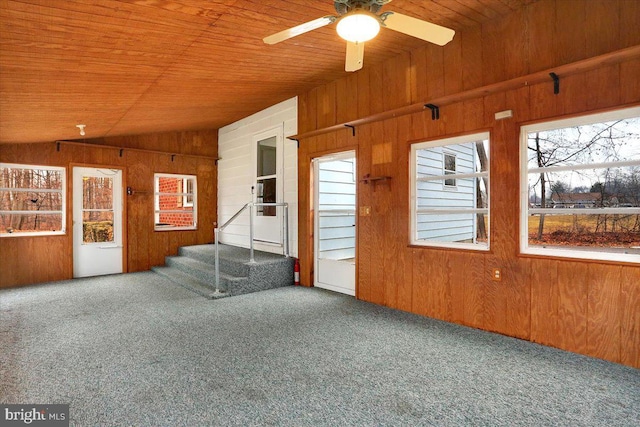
[0,0,536,144]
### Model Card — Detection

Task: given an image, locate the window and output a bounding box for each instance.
[410,132,490,250]
[443,153,457,187]
[0,163,66,236]
[520,106,640,263]
[154,174,197,231]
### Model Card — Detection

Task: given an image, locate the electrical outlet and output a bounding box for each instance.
[492,268,502,281]
[359,206,371,216]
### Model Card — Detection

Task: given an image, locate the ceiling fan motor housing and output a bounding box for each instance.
[334,0,391,15]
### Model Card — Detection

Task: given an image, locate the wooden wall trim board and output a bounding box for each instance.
[296,0,640,368]
[0,129,217,288]
[56,140,219,161]
[291,45,640,142]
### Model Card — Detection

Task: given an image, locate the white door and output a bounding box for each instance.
[253,126,284,244]
[314,151,356,296]
[73,167,123,278]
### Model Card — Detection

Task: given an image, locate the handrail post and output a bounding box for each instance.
[284,204,290,257]
[249,203,255,263]
[214,227,222,295]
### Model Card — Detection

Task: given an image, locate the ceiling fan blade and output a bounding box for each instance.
[263,16,336,45]
[345,41,365,72]
[383,12,455,46]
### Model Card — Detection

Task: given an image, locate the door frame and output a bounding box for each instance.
[312,149,357,296]
[71,164,127,277]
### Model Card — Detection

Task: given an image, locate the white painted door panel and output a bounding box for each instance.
[73,167,123,278]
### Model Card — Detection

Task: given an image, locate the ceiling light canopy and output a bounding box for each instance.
[336,11,380,43]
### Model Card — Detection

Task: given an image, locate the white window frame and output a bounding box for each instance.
[410,132,490,251]
[154,173,197,231]
[519,106,640,263]
[0,163,66,237]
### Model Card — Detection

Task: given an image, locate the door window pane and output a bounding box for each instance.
[256,178,276,216]
[83,177,113,209]
[257,137,277,177]
[82,211,114,243]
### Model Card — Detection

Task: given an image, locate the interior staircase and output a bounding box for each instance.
[152,244,294,299]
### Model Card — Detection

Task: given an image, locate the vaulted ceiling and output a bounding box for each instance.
[0,0,537,144]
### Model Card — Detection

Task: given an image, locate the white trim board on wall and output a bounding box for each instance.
[217,97,298,256]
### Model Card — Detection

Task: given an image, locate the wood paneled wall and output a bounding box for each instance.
[0,130,217,288]
[297,0,640,368]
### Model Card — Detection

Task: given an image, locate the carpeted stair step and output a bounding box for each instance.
[164,255,248,292]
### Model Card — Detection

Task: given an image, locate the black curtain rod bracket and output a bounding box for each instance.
[425,104,440,120]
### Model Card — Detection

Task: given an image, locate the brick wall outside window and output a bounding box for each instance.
[155,175,195,229]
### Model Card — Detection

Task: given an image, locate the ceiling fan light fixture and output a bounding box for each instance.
[336,11,380,43]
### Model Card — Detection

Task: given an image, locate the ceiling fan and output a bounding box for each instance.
[263,0,455,72]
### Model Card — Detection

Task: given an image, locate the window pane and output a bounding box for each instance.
[83,177,113,210]
[526,117,640,169]
[257,137,277,177]
[528,213,640,252]
[0,213,63,233]
[0,191,63,211]
[527,166,640,208]
[158,193,184,210]
[417,212,487,245]
[82,211,114,243]
[0,168,63,190]
[444,154,456,171]
[183,178,194,206]
[157,212,195,228]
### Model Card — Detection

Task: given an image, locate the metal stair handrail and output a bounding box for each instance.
[213,202,289,295]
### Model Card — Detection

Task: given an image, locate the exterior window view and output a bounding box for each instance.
[521,106,640,262]
[154,174,197,230]
[0,163,65,236]
[410,133,490,250]
[81,175,115,243]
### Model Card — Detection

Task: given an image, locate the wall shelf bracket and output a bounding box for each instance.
[126,186,149,196]
[287,136,300,148]
[550,72,560,94]
[345,124,356,136]
[425,104,440,120]
[360,173,392,185]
